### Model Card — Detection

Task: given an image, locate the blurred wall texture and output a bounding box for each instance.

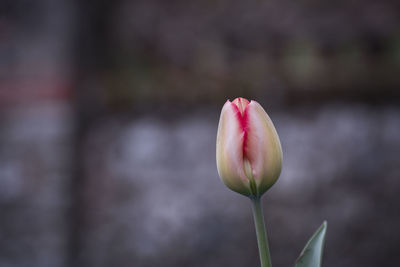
[0,0,399,267]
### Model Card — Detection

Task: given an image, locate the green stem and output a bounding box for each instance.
[250,196,272,267]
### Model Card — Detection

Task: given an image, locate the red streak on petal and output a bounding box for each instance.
[231,100,250,158]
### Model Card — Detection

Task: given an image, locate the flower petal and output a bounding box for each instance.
[244,101,282,195]
[216,100,251,195]
[232,97,250,116]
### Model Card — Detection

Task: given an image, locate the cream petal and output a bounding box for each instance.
[232,97,250,116]
[216,101,251,196]
[245,101,282,195]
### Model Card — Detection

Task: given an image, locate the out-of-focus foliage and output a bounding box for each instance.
[97,0,400,109]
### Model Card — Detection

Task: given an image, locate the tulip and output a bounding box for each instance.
[216,102,327,267]
[216,97,282,197]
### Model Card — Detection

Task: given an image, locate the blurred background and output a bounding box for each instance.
[0,0,399,267]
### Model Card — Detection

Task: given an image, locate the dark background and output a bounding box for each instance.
[0,0,399,267]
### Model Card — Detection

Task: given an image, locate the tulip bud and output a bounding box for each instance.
[216,97,282,197]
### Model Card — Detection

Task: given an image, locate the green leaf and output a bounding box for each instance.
[295,221,327,267]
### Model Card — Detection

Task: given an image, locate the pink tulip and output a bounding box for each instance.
[216,97,282,197]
